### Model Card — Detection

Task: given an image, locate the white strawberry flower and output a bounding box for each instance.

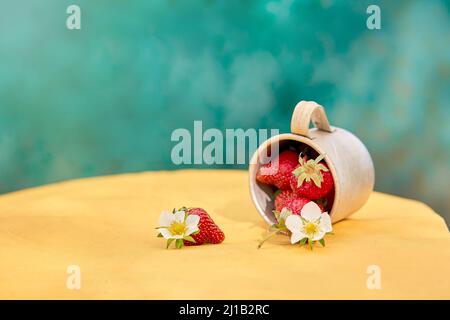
[157,209,200,248]
[285,201,332,248]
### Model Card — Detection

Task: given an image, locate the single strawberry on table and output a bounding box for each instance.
[290,154,334,200]
[182,207,225,246]
[256,150,299,190]
[156,207,224,249]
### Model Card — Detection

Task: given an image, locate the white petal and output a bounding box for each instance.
[312,229,326,241]
[159,211,174,227]
[290,231,304,244]
[279,208,292,221]
[158,228,173,239]
[285,215,302,233]
[185,225,199,236]
[320,213,333,233]
[301,202,322,221]
[185,214,200,228]
[172,234,184,239]
[173,210,186,223]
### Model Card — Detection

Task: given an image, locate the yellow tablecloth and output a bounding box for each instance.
[0,170,449,299]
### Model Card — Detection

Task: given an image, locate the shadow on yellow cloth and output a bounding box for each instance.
[0,170,449,299]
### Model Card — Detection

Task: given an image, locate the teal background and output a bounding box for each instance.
[1,0,449,224]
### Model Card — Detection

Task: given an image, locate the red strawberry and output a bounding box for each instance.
[275,190,325,215]
[256,150,299,190]
[183,208,225,246]
[284,196,311,215]
[255,161,274,185]
[274,190,295,212]
[290,154,334,200]
[285,197,326,215]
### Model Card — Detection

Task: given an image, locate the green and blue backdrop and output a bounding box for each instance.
[1,0,449,224]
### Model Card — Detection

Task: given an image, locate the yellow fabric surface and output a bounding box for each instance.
[0,170,449,300]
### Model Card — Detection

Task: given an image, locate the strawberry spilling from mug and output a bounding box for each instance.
[256,148,335,249]
[256,149,335,213]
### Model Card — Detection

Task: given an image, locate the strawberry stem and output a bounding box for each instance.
[257,229,281,249]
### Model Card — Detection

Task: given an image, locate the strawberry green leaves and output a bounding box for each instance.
[293,153,329,188]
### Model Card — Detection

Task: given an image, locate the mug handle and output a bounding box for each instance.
[290,100,334,137]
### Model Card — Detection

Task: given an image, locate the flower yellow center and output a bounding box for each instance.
[168,221,187,236]
[304,222,318,236]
